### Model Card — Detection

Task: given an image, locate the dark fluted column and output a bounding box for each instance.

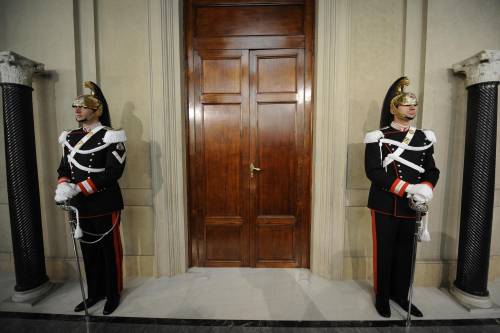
[0,51,52,303]
[451,50,500,309]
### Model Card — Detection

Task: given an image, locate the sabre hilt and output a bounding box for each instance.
[408,195,429,213]
[56,201,83,239]
[408,195,429,242]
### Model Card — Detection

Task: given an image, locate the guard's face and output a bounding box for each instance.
[393,104,417,122]
[74,106,99,123]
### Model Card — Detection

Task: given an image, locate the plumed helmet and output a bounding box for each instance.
[72,81,111,127]
[380,76,418,128]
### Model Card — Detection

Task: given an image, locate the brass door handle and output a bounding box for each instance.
[250,163,261,178]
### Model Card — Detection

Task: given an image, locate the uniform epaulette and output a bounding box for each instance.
[422,129,437,143]
[364,130,384,143]
[58,127,83,143]
[103,128,127,143]
[58,129,71,144]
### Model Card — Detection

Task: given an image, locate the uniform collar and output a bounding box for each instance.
[390,121,410,132]
[82,121,102,133]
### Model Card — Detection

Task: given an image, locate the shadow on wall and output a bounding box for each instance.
[116,103,159,276]
[346,143,369,190]
[346,100,380,190]
[344,99,380,281]
[440,70,467,272]
[364,100,381,132]
[118,102,159,193]
[34,71,70,261]
[439,233,459,288]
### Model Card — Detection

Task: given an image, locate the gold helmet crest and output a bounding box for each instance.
[380,76,418,127]
[389,77,418,114]
[72,81,103,117]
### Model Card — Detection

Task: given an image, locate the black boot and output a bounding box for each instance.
[74,297,104,312]
[103,296,120,315]
[375,297,391,318]
[391,297,423,317]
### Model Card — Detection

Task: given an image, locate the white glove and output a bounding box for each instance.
[54,191,67,203]
[55,183,69,203]
[66,183,81,198]
[54,182,81,203]
[406,183,433,202]
[412,193,427,203]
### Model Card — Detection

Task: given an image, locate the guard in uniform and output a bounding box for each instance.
[54,81,126,315]
[364,77,439,318]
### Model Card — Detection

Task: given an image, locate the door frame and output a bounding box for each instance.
[184,0,315,268]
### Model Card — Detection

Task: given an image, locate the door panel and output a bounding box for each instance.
[193,49,250,266]
[256,103,297,215]
[206,223,243,262]
[195,5,304,37]
[202,59,241,93]
[203,104,242,216]
[257,57,297,93]
[257,224,295,261]
[250,49,305,267]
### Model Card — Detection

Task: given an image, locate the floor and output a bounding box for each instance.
[1,268,499,332]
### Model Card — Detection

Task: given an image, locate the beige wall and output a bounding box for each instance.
[0,0,159,279]
[422,0,500,263]
[344,0,405,279]
[0,0,78,276]
[1,0,500,287]
[343,0,500,286]
[95,0,155,276]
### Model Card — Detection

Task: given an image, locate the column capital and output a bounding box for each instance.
[452,50,500,87]
[0,51,44,87]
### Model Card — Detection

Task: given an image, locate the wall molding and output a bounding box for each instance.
[311,0,351,280]
[147,0,188,277]
[403,0,425,127]
[75,0,97,87]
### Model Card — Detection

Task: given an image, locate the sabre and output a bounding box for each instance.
[406,196,428,328]
[57,201,89,318]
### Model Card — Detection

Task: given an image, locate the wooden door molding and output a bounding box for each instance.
[186,0,314,268]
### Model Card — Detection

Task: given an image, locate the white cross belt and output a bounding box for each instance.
[68,155,105,173]
[384,153,425,173]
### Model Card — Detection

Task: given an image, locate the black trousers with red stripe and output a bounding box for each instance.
[371,210,416,302]
[79,212,123,300]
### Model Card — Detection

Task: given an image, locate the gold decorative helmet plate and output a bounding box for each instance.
[390,77,418,113]
[72,81,103,117]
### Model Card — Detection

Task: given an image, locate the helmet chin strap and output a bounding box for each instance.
[404,115,415,120]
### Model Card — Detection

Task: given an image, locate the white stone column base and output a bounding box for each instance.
[11,281,54,305]
[449,284,500,312]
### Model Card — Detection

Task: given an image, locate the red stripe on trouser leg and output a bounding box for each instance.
[112,211,123,294]
[371,210,378,294]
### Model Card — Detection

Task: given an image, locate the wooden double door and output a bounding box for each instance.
[186,0,314,268]
[189,48,310,267]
